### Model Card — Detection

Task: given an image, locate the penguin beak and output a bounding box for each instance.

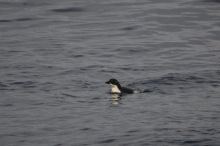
[105,81,110,84]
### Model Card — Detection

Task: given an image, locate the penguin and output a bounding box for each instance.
[105,78,134,94]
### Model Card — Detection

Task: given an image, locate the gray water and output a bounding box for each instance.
[0,0,220,146]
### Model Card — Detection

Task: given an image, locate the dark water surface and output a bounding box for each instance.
[0,0,220,146]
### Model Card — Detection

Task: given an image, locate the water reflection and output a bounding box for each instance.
[110,94,122,105]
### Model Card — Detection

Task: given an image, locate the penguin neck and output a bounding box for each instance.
[110,83,121,93]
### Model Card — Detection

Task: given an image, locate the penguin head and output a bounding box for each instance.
[105,79,121,89]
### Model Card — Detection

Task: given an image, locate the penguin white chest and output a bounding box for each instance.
[110,83,121,93]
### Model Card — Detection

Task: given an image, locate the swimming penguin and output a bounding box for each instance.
[105,79,134,94]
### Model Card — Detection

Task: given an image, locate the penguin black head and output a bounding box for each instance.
[105,79,120,86]
[105,78,134,94]
[105,79,122,93]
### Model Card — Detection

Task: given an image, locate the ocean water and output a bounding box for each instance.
[0,0,220,146]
